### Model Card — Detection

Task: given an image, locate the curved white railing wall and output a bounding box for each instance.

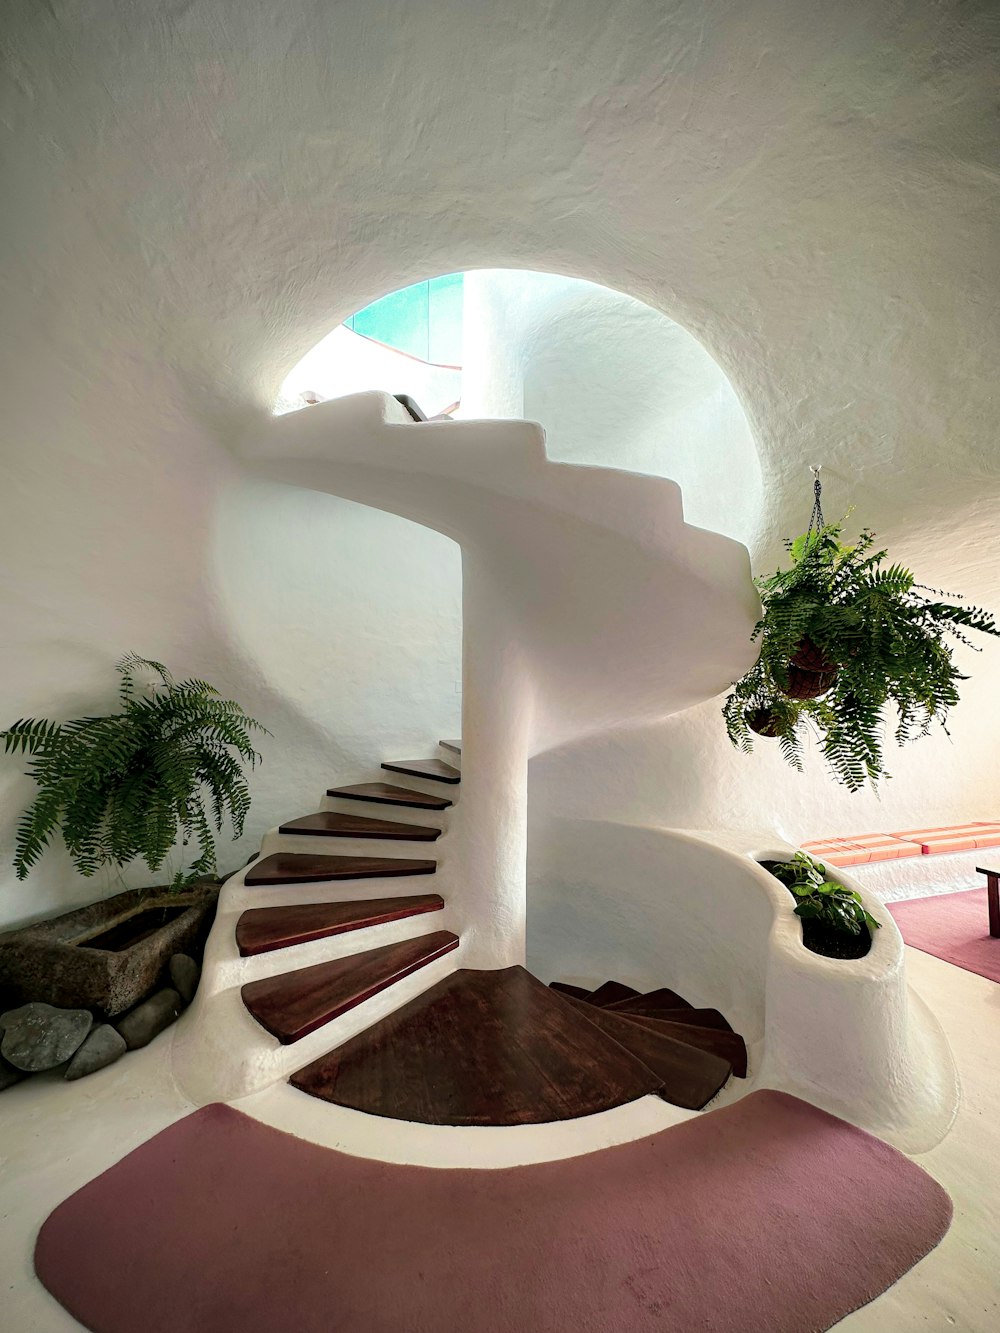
[527,819,958,1151]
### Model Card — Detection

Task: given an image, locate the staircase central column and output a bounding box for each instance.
[453,549,533,969]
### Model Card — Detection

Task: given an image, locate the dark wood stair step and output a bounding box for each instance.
[606,987,693,1013]
[563,996,732,1110]
[328,782,453,810]
[609,1011,748,1078]
[548,981,592,1000]
[290,965,664,1125]
[381,759,461,784]
[607,1002,733,1032]
[235,895,445,957]
[585,981,641,1007]
[439,739,461,755]
[245,853,436,887]
[280,812,441,841]
[241,930,459,1043]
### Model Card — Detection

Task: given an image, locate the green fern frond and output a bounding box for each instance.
[1,655,269,885]
[724,519,999,789]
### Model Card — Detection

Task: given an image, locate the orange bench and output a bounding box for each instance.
[801,823,1000,868]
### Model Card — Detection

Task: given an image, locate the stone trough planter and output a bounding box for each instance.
[0,882,218,1018]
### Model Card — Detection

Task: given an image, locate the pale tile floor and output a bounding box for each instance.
[1,946,997,1331]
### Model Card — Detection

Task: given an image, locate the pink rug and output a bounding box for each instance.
[889,887,1000,982]
[35,1091,950,1333]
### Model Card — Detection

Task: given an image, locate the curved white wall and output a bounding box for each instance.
[2,0,999,932]
[274,325,460,418]
[526,820,957,1150]
[462,270,763,547]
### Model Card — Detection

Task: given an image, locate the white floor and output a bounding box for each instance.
[1,946,997,1332]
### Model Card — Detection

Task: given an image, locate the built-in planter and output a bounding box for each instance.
[757,859,873,961]
[0,883,218,1017]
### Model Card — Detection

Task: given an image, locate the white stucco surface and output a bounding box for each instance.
[461,270,764,547]
[2,0,998,930]
[274,324,461,418]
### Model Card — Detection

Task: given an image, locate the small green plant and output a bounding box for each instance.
[766,851,880,937]
[723,519,1000,789]
[1,655,268,886]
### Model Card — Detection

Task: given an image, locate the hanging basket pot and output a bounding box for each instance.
[784,664,838,699]
[789,636,836,673]
[746,707,785,737]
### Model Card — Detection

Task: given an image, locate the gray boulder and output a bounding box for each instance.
[169,953,200,1005]
[65,1023,128,1081]
[0,1001,92,1072]
[115,988,181,1050]
[1,1054,28,1091]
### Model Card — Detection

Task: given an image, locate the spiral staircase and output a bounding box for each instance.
[171,391,761,1114]
[181,738,745,1124]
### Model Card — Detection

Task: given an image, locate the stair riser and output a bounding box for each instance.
[376,774,461,798]
[245,858,437,889]
[235,911,454,987]
[204,876,450,989]
[225,873,450,915]
[437,742,462,767]
[260,829,449,859]
[321,793,455,818]
[173,950,463,1104]
[243,932,461,1044]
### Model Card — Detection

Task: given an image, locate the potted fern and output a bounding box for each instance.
[759,851,879,960]
[1,655,267,887]
[723,503,999,789]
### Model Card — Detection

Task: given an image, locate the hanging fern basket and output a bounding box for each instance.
[782,663,838,700]
[722,469,1000,789]
[781,634,839,700]
[746,707,785,737]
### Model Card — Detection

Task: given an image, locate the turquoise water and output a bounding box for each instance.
[347,273,463,366]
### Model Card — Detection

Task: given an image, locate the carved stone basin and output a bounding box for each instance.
[0,883,218,1018]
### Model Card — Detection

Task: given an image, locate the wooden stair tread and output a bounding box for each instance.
[606,987,693,1013]
[439,739,462,755]
[381,759,461,784]
[290,966,664,1125]
[610,1011,748,1078]
[548,981,592,1000]
[235,895,445,957]
[328,782,453,810]
[607,1003,733,1032]
[241,930,459,1043]
[279,811,441,841]
[245,853,436,887]
[564,996,732,1110]
[585,980,641,1007]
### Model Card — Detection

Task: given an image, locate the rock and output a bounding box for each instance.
[64,1023,128,1081]
[115,988,181,1050]
[169,953,200,1005]
[1,1054,28,1091]
[0,1002,92,1072]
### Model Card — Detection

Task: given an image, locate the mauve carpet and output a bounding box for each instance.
[889,887,1000,982]
[35,1090,950,1333]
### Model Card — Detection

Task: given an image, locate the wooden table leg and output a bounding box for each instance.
[989,872,1000,939]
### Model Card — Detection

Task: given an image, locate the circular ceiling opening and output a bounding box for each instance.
[275,269,762,546]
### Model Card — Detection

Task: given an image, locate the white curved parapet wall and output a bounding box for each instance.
[527,819,959,1152]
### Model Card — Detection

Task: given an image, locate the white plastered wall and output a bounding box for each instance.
[1,0,999,939]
